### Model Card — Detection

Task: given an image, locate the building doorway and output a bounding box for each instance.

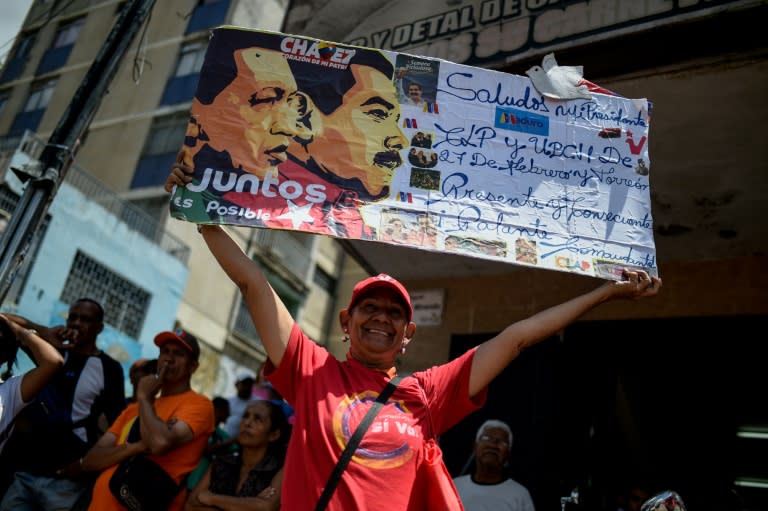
[443,316,766,511]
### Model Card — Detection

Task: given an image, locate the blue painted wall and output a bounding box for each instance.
[8,180,188,392]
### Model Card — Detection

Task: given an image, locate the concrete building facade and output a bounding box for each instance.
[0,0,347,399]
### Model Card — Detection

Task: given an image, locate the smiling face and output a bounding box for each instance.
[310,64,406,197]
[340,287,416,369]
[408,83,422,103]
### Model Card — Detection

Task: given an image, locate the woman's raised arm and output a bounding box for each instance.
[1,315,64,402]
[469,270,661,397]
[166,157,294,367]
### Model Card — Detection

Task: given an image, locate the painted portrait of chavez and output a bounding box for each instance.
[179,29,407,239]
[182,46,311,178]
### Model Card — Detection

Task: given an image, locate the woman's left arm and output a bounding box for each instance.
[195,467,284,511]
[469,270,661,396]
[185,465,214,511]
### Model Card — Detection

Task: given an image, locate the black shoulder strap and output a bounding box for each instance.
[314,375,403,511]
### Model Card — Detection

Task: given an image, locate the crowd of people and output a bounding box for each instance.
[0,28,671,511]
[0,300,295,511]
[0,221,665,511]
[0,233,667,511]
[0,152,664,510]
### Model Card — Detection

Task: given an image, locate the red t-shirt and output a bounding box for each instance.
[265,323,486,511]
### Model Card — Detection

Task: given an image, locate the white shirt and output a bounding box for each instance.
[453,475,536,511]
[0,376,26,453]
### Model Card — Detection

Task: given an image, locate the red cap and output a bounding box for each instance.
[154,329,200,361]
[347,274,413,322]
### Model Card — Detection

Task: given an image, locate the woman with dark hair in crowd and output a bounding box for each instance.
[0,314,63,453]
[185,400,291,511]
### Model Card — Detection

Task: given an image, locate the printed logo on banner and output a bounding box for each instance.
[280,37,356,67]
[494,107,549,136]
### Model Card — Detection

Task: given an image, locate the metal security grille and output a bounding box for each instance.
[0,185,19,214]
[312,265,336,293]
[60,251,150,338]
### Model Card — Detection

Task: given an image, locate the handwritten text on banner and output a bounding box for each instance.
[169,27,657,280]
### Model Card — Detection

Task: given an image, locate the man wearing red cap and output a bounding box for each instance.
[81,329,214,511]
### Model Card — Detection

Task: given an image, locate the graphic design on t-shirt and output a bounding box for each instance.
[332,391,419,469]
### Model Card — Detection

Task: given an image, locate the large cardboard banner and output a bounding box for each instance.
[169,27,657,280]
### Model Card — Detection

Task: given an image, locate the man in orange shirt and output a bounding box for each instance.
[81,329,214,511]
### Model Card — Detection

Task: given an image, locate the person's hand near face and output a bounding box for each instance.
[135,362,165,401]
[60,300,103,353]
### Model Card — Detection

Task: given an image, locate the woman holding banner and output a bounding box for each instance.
[164,162,661,511]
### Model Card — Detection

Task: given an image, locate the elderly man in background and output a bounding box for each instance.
[453,419,535,511]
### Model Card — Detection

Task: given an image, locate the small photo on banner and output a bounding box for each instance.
[394,55,439,108]
[514,238,537,264]
[592,258,649,280]
[445,235,508,258]
[409,168,441,191]
[410,131,433,149]
[408,148,438,168]
[378,208,440,248]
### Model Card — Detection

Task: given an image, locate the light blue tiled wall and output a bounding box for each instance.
[9,181,188,391]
